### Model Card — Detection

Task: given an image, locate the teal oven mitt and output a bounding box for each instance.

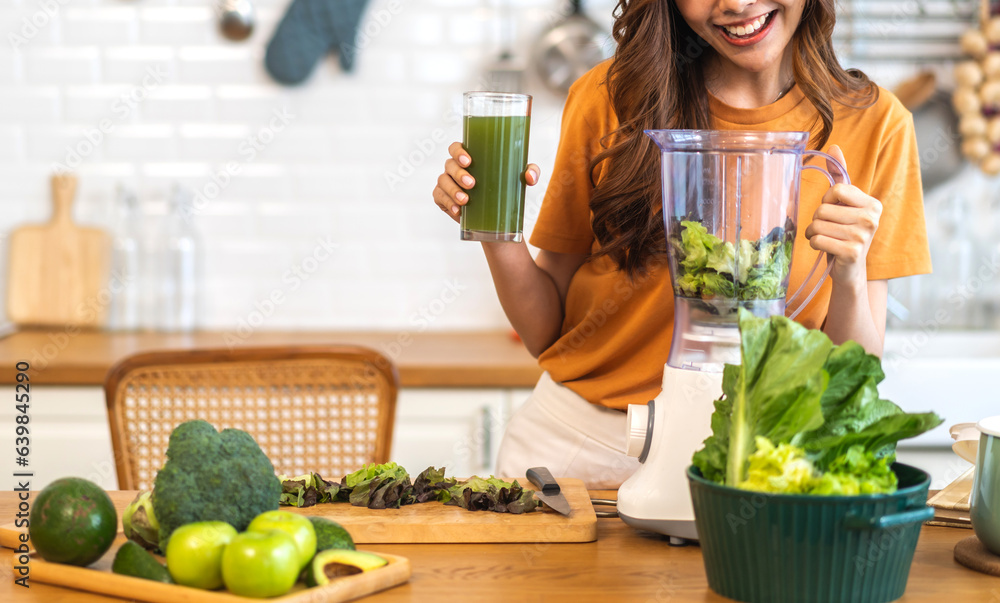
[264,0,370,85]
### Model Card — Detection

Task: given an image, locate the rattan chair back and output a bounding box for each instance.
[105,346,398,491]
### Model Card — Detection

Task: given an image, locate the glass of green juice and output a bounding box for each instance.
[461,92,532,242]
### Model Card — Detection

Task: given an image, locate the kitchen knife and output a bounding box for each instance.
[526,467,572,516]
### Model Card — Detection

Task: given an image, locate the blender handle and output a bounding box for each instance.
[786,150,851,320]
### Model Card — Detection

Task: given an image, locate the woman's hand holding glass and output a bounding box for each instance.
[433,142,541,223]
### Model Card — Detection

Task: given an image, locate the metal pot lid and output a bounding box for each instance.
[533,15,614,93]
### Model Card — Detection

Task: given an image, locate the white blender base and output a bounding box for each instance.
[617,365,723,543]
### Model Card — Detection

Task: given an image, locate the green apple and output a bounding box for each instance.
[246,510,316,570]
[221,530,300,598]
[165,521,237,589]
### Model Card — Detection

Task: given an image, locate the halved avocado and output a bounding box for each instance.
[305,549,387,587]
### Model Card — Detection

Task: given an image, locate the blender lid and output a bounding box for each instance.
[644,129,810,152]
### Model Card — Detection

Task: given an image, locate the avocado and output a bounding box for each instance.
[29,477,117,567]
[111,541,173,583]
[306,516,355,552]
[305,549,387,587]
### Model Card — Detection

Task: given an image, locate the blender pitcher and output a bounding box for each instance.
[617,130,849,543]
[647,129,849,371]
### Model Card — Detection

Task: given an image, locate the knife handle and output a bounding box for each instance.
[526,467,561,495]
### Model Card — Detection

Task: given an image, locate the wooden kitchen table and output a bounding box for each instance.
[1,491,997,602]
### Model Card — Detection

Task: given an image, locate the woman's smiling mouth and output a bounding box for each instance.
[715,10,778,46]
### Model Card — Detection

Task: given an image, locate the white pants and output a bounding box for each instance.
[496,372,640,489]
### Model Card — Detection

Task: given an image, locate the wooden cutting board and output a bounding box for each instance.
[926,467,974,529]
[11,533,409,603]
[0,479,597,548]
[6,174,111,327]
[928,466,974,512]
[281,477,598,543]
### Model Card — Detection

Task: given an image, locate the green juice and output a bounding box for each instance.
[461,114,531,241]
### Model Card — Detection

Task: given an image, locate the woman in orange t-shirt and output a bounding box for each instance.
[432,0,930,488]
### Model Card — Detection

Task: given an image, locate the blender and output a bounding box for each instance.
[616,130,847,544]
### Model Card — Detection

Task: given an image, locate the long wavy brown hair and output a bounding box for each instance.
[590,0,878,278]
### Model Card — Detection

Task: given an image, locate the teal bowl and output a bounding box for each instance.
[687,463,932,603]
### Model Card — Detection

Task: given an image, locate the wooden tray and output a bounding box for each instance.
[12,535,409,603]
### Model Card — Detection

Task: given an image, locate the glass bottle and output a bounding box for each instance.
[109,185,142,330]
[942,192,975,328]
[156,185,200,332]
[983,181,1000,329]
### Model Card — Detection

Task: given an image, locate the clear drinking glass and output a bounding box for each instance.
[460,92,531,242]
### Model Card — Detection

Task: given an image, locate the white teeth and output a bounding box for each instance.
[723,13,769,37]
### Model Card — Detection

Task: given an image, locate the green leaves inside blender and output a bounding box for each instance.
[670,220,793,300]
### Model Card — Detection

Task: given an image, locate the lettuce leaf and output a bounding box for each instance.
[337,462,413,509]
[692,310,944,494]
[277,472,340,507]
[738,437,821,493]
[739,437,898,495]
[680,220,713,273]
[342,462,407,489]
[443,476,540,514]
[720,310,832,486]
[670,220,793,301]
[706,240,737,275]
[410,466,456,503]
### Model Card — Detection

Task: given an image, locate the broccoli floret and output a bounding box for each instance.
[152,420,281,549]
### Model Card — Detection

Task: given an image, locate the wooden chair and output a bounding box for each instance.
[104,346,398,491]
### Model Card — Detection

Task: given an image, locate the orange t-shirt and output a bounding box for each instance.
[529,61,932,411]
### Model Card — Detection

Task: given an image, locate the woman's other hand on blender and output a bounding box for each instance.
[433,142,541,222]
[804,145,884,286]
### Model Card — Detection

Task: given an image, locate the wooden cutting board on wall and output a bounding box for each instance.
[6,174,112,328]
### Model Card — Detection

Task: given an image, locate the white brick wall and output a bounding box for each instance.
[0,0,617,332]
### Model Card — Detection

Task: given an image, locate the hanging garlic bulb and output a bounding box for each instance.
[979,80,1000,106]
[961,114,989,137]
[961,29,989,57]
[953,4,1000,175]
[954,87,982,115]
[980,153,1000,175]
[956,60,985,87]
[988,117,1000,144]
[986,16,1000,43]
[984,52,1000,78]
[962,137,991,160]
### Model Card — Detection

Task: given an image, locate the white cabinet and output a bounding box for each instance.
[881,330,1000,446]
[390,389,507,479]
[0,386,118,490]
[0,385,534,491]
[880,330,997,489]
[389,387,535,478]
